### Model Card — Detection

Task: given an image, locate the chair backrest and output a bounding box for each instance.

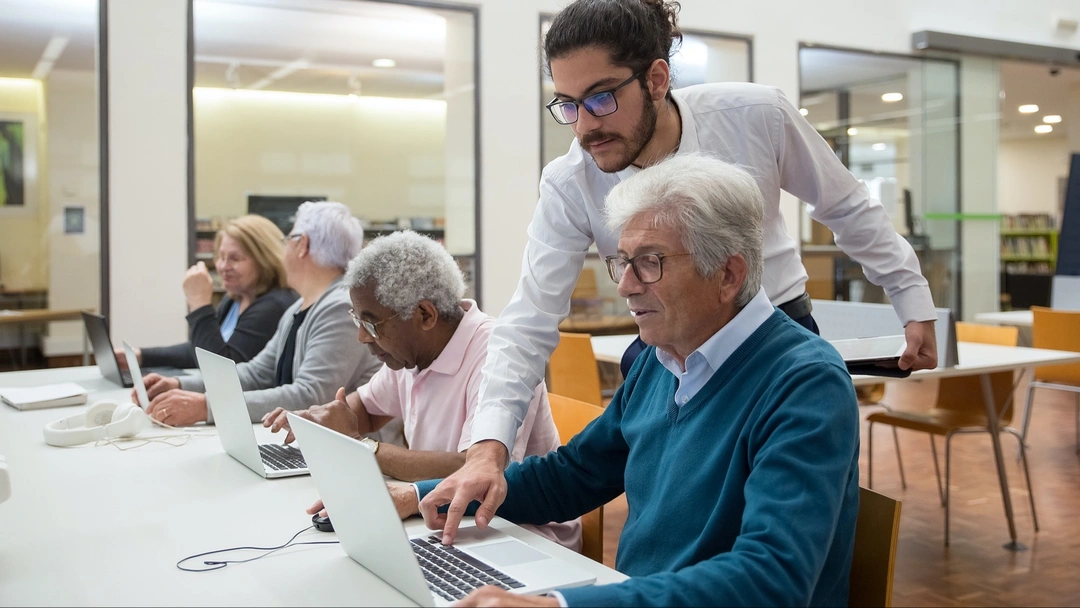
[1031,307,1080,385]
[936,322,1019,423]
[548,332,604,406]
[548,393,607,563]
[849,487,902,608]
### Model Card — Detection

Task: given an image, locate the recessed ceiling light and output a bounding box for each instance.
[799,107,809,116]
[872,143,887,151]
[1034,125,1053,134]
[881,92,903,102]
[1019,104,1039,114]
[1043,115,1062,124]
[372,58,396,68]
[847,127,859,136]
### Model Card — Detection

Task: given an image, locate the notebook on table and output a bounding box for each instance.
[81,312,188,388]
[0,382,88,410]
[287,412,596,607]
[195,347,307,478]
[830,335,911,378]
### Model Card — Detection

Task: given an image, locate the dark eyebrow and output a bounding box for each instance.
[553,76,625,101]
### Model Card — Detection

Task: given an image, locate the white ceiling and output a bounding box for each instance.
[800,47,1080,142]
[0,0,1076,138]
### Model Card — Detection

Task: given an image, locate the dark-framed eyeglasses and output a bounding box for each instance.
[605,252,692,285]
[545,72,642,125]
[349,309,399,339]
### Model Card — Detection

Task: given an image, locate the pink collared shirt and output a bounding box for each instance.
[358,300,580,550]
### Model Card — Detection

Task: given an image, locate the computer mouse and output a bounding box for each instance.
[312,514,334,532]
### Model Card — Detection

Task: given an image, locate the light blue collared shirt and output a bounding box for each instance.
[655,288,775,407]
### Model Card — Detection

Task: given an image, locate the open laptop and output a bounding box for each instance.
[121,341,151,409]
[287,413,596,607]
[82,312,187,388]
[195,347,307,478]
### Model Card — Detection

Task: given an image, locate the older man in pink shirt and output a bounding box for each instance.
[265,230,579,551]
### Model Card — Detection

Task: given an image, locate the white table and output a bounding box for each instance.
[0,366,625,606]
[592,336,1080,550]
[974,310,1033,328]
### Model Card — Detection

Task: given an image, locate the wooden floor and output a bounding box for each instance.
[598,374,1080,606]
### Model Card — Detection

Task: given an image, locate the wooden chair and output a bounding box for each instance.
[849,487,902,608]
[548,332,604,406]
[866,322,1037,546]
[1023,307,1080,453]
[548,393,606,563]
[569,267,605,319]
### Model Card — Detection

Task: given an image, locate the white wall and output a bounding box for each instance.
[998,136,1071,215]
[44,68,101,354]
[106,0,189,347]
[100,0,1080,344]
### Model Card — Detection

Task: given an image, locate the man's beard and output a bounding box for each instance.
[579,94,658,173]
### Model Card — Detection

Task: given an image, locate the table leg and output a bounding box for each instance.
[18,324,27,368]
[980,373,1025,551]
[82,327,90,367]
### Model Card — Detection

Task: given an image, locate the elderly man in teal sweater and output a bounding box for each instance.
[394,152,861,607]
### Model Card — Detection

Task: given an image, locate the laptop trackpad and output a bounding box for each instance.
[467,541,548,567]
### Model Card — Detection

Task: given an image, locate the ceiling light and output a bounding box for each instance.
[1034,125,1053,134]
[372,58,396,68]
[1043,115,1062,124]
[881,92,903,103]
[847,127,859,136]
[872,143,887,151]
[1018,104,1039,114]
[799,107,809,116]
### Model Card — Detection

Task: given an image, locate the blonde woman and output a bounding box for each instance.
[122,214,298,369]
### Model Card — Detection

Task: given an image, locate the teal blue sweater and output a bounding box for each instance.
[420,311,860,606]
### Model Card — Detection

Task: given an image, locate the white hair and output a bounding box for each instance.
[290,201,364,270]
[603,153,765,307]
[344,230,466,321]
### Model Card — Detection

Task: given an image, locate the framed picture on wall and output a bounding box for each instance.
[0,112,39,215]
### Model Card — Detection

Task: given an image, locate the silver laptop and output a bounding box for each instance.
[122,341,151,409]
[195,348,308,479]
[82,312,187,387]
[287,413,596,607]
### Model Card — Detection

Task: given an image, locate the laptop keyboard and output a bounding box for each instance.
[258,443,307,471]
[411,535,524,602]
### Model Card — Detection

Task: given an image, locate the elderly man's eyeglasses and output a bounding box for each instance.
[545,72,642,125]
[280,233,303,246]
[349,309,399,339]
[605,252,691,285]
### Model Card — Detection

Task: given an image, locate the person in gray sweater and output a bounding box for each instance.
[140,202,382,426]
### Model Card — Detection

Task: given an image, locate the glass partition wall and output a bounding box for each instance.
[0,0,101,368]
[799,46,960,313]
[538,19,752,321]
[192,0,479,299]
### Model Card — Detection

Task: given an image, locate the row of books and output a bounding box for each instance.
[1001,236,1054,258]
[1003,261,1053,274]
[1001,213,1056,232]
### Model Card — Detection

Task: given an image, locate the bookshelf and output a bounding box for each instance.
[1000,213,1058,309]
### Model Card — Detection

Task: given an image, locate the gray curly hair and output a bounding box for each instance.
[344,230,466,321]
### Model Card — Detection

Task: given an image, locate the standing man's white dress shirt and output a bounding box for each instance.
[471,81,936,453]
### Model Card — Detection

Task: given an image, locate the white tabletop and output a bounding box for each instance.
[591,335,1080,386]
[0,366,625,606]
[973,310,1034,327]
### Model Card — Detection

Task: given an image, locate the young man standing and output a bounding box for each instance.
[426,0,935,542]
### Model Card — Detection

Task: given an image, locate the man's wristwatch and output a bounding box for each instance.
[359,437,380,454]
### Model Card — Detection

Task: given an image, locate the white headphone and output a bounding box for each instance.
[43,400,152,447]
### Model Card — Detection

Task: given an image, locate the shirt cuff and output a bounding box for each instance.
[547,590,569,607]
[412,483,421,505]
[469,404,522,457]
[888,284,937,325]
